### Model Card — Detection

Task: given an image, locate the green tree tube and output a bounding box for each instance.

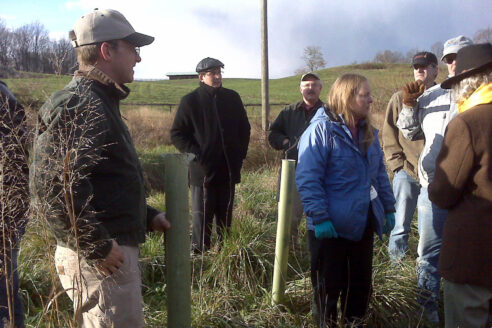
[272,159,295,305]
[163,153,191,327]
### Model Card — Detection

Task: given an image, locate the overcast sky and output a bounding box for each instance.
[1,0,491,79]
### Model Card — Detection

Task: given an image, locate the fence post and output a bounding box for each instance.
[272,159,295,305]
[163,153,191,327]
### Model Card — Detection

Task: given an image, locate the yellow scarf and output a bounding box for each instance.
[458,83,492,113]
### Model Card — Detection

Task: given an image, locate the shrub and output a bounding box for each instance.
[124,106,175,149]
[243,121,281,171]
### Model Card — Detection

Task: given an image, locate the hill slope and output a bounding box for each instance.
[5,63,448,112]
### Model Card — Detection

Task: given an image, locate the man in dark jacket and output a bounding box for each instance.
[171,57,250,253]
[0,80,28,328]
[428,43,492,328]
[268,72,322,248]
[30,9,170,327]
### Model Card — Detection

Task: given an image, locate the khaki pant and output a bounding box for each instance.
[55,245,144,328]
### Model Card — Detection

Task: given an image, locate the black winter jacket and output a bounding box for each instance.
[30,69,159,260]
[171,83,250,186]
[268,100,322,160]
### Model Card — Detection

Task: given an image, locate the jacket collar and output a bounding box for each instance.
[74,65,130,100]
[199,81,221,96]
[296,99,323,111]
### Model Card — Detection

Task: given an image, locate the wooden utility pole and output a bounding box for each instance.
[261,0,270,131]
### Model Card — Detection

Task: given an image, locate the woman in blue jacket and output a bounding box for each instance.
[296,74,395,327]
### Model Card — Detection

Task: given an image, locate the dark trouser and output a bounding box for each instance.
[0,248,25,328]
[308,222,374,327]
[191,183,235,253]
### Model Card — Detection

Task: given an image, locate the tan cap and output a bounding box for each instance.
[301,72,320,82]
[69,8,154,48]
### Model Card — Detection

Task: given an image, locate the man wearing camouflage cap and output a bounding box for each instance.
[171,57,250,253]
[30,9,170,327]
[397,35,473,324]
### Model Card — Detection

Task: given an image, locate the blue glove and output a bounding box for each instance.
[383,213,395,235]
[314,220,338,239]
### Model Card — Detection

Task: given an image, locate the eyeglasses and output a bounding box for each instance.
[106,40,140,57]
[443,54,456,64]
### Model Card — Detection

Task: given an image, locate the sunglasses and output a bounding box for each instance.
[443,54,457,64]
[413,64,434,70]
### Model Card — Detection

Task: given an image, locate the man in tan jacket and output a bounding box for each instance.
[383,52,437,262]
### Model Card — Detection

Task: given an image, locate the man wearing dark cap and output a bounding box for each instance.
[171,57,250,253]
[268,72,323,250]
[30,9,170,327]
[397,36,473,324]
[383,52,437,263]
[429,43,492,328]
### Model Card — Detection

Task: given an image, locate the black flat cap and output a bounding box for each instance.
[196,57,224,73]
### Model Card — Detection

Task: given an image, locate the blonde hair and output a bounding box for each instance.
[328,73,374,150]
[452,70,492,102]
[75,44,100,66]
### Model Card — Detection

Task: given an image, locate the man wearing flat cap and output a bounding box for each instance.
[397,35,473,323]
[383,52,438,263]
[171,57,250,253]
[30,8,170,327]
[268,72,323,250]
[429,43,492,328]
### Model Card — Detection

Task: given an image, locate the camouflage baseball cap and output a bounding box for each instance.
[69,8,154,48]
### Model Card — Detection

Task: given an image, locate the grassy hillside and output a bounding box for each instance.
[5,63,449,113]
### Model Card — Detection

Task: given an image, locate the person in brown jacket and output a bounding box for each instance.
[383,52,436,262]
[428,43,492,328]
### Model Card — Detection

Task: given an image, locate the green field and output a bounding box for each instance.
[6,64,444,327]
[5,63,449,110]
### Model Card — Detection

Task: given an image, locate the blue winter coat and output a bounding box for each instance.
[296,107,395,241]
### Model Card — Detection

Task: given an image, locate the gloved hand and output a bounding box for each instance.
[314,220,338,239]
[402,80,425,107]
[383,213,395,235]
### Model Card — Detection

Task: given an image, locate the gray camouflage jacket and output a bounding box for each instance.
[396,84,456,187]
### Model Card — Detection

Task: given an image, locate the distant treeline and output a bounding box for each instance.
[0,20,77,77]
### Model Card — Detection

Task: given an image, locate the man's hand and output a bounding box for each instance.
[151,212,171,232]
[96,240,124,276]
[402,80,425,107]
